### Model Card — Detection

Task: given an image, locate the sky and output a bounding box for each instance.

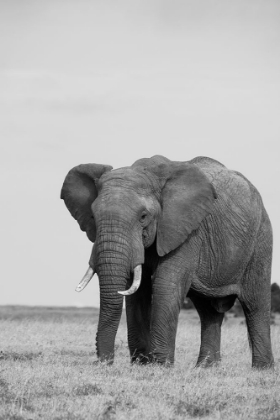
[0,0,279,307]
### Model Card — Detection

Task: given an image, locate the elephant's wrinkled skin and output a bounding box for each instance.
[61,155,273,368]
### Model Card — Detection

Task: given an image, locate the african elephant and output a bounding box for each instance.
[61,155,274,368]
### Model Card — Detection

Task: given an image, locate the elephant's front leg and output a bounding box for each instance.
[150,261,189,365]
[125,270,152,363]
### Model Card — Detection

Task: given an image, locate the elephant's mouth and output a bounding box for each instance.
[74,264,142,295]
[142,229,149,246]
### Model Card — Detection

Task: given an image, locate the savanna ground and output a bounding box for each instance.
[0,306,279,420]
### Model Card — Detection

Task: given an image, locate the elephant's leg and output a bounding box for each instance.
[149,264,189,365]
[238,217,274,369]
[239,263,273,368]
[191,295,224,367]
[239,293,274,369]
[125,270,152,364]
[150,288,181,365]
[239,301,273,369]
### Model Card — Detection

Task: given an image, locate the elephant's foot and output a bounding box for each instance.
[92,358,114,366]
[195,351,221,368]
[131,351,174,366]
[96,351,114,365]
[149,351,174,366]
[252,357,274,370]
[151,359,174,367]
[195,358,221,368]
[131,352,150,365]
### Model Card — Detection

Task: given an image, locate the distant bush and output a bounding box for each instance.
[271,283,280,313]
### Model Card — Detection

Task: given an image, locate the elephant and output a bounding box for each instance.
[61,155,274,368]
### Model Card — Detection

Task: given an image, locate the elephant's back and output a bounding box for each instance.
[192,156,265,248]
[189,156,226,170]
[190,156,261,204]
[189,156,227,185]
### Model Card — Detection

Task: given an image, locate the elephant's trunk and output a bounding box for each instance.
[96,272,124,363]
[93,224,143,362]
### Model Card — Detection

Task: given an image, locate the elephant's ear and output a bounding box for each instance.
[61,163,112,242]
[157,163,217,256]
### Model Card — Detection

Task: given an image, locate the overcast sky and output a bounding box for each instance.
[1,0,279,307]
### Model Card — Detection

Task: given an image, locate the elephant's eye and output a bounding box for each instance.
[140,213,147,223]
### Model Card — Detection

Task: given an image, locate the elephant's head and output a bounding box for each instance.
[61,155,216,362]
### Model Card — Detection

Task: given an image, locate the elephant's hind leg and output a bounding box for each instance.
[239,289,274,369]
[125,271,152,364]
[191,295,224,367]
[239,214,274,369]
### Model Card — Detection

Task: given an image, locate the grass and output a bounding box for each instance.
[0,306,279,420]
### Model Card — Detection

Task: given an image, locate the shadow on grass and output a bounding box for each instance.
[0,378,14,404]
[0,378,34,416]
[99,397,137,420]
[73,383,103,396]
[0,351,42,361]
[174,400,214,417]
[53,416,85,420]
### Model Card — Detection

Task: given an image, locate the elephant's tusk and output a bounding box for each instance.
[75,266,95,292]
[118,265,142,296]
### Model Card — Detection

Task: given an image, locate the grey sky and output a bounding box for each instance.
[1,0,279,307]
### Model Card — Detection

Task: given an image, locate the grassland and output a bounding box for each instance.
[0,306,279,420]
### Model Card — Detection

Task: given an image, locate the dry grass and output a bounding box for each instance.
[0,306,279,420]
